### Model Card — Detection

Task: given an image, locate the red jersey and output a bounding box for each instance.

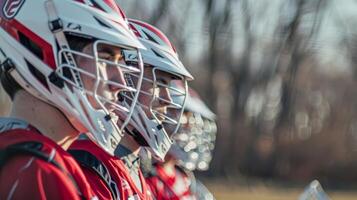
[0,120,97,200]
[146,164,196,200]
[69,139,153,200]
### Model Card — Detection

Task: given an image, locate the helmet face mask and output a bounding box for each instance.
[0,0,144,155]
[57,39,144,153]
[144,68,186,129]
[119,65,188,161]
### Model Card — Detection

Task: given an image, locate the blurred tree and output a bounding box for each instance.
[117,0,357,184]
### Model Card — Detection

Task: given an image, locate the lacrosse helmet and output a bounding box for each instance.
[118,19,193,161]
[0,0,144,155]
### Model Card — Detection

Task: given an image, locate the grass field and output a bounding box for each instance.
[204,181,357,200]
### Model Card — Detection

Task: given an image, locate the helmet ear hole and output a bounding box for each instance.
[18,32,43,60]
[17,32,52,91]
[26,60,49,90]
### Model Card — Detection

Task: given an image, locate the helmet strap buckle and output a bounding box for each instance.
[49,18,63,33]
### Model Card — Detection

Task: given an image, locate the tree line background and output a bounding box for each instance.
[115,0,357,187]
[1,0,357,188]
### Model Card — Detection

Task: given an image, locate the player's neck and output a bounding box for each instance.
[119,135,141,156]
[10,90,78,150]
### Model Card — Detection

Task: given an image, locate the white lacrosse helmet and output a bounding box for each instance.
[118,19,193,161]
[0,0,144,155]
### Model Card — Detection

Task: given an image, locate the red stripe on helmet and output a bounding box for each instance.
[128,23,140,38]
[0,19,56,69]
[116,4,127,20]
[129,19,177,53]
[103,0,122,16]
[0,17,19,40]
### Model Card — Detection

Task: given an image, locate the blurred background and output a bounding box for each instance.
[115,0,357,199]
[1,0,357,199]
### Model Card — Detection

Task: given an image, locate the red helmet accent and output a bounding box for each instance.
[0,19,56,69]
[103,0,121,16]
[129,19,177,53]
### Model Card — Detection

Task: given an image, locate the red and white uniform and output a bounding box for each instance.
[70,139,153,200]
[146,164,196,200]
[0,118,97,200]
